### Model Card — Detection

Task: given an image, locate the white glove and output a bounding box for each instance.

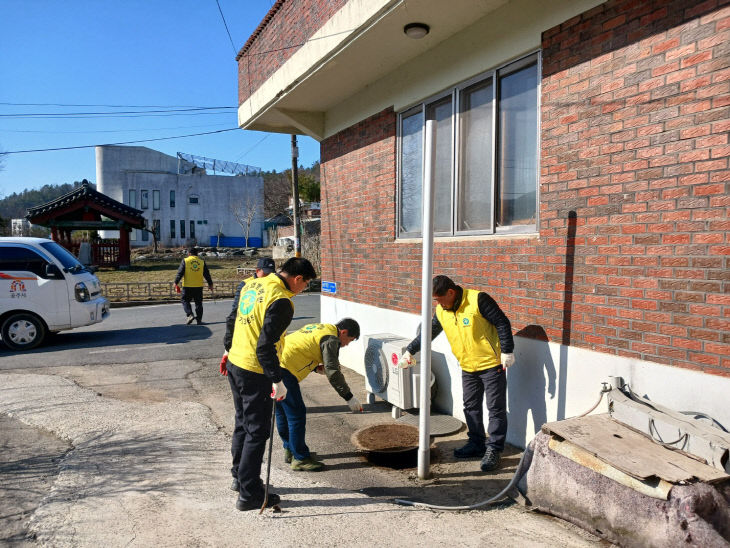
[272,381,287,401]
[501,353,515,369]
[347,395,363,413]
[398,351,416,368]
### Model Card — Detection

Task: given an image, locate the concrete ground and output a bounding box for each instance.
[0,359,606,547]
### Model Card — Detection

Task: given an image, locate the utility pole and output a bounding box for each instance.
[291,134,302,257]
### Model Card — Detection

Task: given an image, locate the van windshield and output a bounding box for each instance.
[40,241,87,273]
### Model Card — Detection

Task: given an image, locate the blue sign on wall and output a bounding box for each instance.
[321,281,337,294]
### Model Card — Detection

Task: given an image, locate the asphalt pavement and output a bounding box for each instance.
[0,294,603,547]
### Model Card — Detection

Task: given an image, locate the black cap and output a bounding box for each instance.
[257,257,275,274]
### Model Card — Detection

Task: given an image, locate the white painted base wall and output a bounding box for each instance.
[322,295,730,449]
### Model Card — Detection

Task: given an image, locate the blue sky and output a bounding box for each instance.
[0,0,320,198]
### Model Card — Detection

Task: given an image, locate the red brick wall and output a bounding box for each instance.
[237,0,348,105]
[321,0,729,376]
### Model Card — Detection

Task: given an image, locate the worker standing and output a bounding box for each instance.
[174,247,213,325]
[220,257,317,511]
[400,275,515,472]
[275,319,363,472]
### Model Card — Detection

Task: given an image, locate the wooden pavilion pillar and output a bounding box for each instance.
[118,227,131,267]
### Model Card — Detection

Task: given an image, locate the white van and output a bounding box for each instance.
[0,237,110,350]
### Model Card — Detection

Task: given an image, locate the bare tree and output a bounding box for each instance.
[263,171,291,218]
[230,193,260,248]
[301,232,321,275]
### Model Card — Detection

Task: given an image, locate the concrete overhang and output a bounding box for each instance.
[237,0,508,140]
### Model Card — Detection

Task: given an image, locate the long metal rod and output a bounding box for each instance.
[291,135,302,257]
[418,118,435,479]
[259,400,277,514]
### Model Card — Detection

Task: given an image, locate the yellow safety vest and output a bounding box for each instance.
[281,323,338,382]
[182,255,205,287]
[436,288,501,372]
[228,273,294,375]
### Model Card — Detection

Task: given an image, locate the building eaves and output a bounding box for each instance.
[235,0,286,61]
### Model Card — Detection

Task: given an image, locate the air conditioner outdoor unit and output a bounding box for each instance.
[363,333,427,419]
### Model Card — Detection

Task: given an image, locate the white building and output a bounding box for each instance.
[96,145,264,248]
[11,219,31,236]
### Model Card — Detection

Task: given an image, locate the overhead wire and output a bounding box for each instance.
[2,128,239,154]
[215,0,238,55]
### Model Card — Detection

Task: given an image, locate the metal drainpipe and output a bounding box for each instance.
[418,118,435,479]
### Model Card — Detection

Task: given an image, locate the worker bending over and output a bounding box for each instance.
[276,319,363,472]
[400,275,515,472]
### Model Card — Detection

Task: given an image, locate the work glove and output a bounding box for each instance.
[398,351,416,368]
[271,381,287,401]
[501,353,515,369]
[219,352,228,376]
[347,395,363,413]
[174,284,181,294]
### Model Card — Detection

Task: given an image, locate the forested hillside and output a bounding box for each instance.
[0,182,80,219]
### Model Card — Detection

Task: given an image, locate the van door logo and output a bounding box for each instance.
[9,279,27,298]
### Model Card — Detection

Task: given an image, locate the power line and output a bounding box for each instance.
[0,112,236,120]
[215,0,238,55]
[0,107,235,118]
[234,133,270,162]
[0,102,235,108]
[3,128,240,154]
[0,124,231,134]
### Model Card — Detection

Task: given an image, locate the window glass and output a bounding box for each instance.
[141,190,149,210]
[497,60,538,228]
[141,227,149,241]
[152,219,161,240]
[170,220,176,239]
[0,246,49,276]
[189,220,195,239]
[153,190,160,210]
[399,109,423,235]
[39,241,83,271]
[128,189,136,208]
[458,79,493,232]
[180,220,186,239]
[427,96,453,233]
[189,195,199,205]
[170,190,176,208]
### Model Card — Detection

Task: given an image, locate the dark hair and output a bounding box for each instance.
[432,275,457,296]
[280,257,317,280]
[336,318,360,340]
[189,247,200,255]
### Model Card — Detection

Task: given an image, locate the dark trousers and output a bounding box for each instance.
[226,362,273,501]
[462,366,507,452]
[181,286,203,321]
[274,369,311,461]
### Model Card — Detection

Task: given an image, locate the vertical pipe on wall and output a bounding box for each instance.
[418,118,435,480]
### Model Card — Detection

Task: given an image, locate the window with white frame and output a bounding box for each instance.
[140,190,149,210]
[397,52,539,238]
[153,190,160,210]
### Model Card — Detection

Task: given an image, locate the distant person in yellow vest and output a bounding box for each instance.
[275,319,362,472]
[219,257,316,511]
[174,247,213,325]
[400,275,515,473]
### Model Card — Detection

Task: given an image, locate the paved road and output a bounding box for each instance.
[0,292,602,547]
[0,293,320,369]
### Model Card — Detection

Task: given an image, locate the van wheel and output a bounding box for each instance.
[1,313,46,350]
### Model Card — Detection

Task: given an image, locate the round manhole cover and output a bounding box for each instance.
[351,423,420,454]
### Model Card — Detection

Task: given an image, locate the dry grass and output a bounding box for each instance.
[95,257,261,284]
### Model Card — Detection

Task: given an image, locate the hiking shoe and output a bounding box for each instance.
[236,492,280,511]
[454,441,486,459]
[480,448,502,472]
[291,456,324,472]
[230,478,239,492]
[285,449,316,463]
[186,315,195,325]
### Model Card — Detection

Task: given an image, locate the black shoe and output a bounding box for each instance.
[480,448,502,472]
[454,441,486,458]
[196,319,203,325]
[186,315,194,325]
[230,478,239,492]
[236,492,281,511]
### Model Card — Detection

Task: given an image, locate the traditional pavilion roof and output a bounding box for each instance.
[26,180,145,228]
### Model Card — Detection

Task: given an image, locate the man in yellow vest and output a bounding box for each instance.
[219,257,316,511]
[275,319,363,472]
[399,275,515,472]
[174,247,213,325]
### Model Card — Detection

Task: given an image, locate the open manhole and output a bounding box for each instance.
[351,423,433,469]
